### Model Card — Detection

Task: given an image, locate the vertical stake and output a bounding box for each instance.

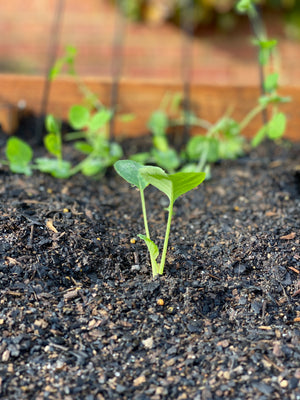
[249,5,268,127]
[109,0,126,142]
[35,0,65,143]
[180,0,194,147]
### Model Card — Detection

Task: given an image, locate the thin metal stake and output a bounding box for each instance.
[180,0,194,146]
[109,0,126,142]
[249,5,268,127]
[35,0,65,143]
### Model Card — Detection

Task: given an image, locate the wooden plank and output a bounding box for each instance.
[0,74,299,141]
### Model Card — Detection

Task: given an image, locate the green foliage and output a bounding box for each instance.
[34,158,72,179]
[5,137,33,176]
[236,0,257,14]
[35,115,72,178]
[114,159,149,191]
[49,45,76,80]
[114,160,205,277]
[140,166,205,205]
[68,105,122,176]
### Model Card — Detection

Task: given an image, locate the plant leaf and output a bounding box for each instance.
[44,132,61,157]
[151,148,180,173]
[69,105,90,129]
[236,0,256,13]
[34,158,71,178]
[88,109,112,132]
[138,234,159,275]
[148,110,169,137]
[6,137,33,175]
[251,125,268,147]
[264,72,279,92]
[114,160,149,191]
[186,136,219,163]
[268,112,286,140]
[140,166,205,204]
[45,114,61,135]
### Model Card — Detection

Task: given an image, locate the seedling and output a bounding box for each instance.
[236,0,290,146]
[114,160,205,277]
[35,115,72,178]
[131,108,180,173]
[4,137,33,176]
[67,105,123,176]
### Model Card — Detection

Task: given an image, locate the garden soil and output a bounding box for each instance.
[0,131,299,399]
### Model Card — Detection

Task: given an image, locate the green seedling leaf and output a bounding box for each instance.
[187,136,219,163]
[45,114,61,135]
[236,0,256,13]
[251,125,268,147]
[140,166,205,204]
[44,133,61,158]
[268,112,286,140]
[148,110,169,137]
[5,137,33,176]
[118,113,135,122]
[74,141,93,154]
[264,72,279,92]
[114,160,149,191]
[253,38,277,50]
[88,109,112,132]
[153,135,169,152]
[137,234,159,272]
[80,158,105,176]
[259,94,291,107]
[109,142,123,162]
[49,46,77,80]
[35,158,72,178]
[152,148,180,173]
[218,136,245,160]
[130,152,151,164]
[69,105,90,130]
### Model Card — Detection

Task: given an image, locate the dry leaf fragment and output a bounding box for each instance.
[265,211,277,217]
[280,232,296,240]
[288,266,299,274]
[217,339,230,348]
[142,337,154,349]
[258,326,272,330]
[133,375,146,387]
[63,288,80,300]
[2,349,10,362]
[34,319,48,329]
[46,219,58,233]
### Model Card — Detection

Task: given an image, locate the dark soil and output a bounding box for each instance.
[0,134,299,400]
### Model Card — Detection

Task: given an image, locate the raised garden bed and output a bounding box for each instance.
[0,74,299,141]
[0,130,299,398]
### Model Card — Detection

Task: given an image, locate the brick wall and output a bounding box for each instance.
[0,0,299,85]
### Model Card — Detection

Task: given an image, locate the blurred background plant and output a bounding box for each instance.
[111,0,300,39]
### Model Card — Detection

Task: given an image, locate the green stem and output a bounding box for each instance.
[140,190,158,277]
[140,189,150,239]
[159,201,174,275]
[239,103,265,132]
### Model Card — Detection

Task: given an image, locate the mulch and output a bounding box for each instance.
[0,132,299,400]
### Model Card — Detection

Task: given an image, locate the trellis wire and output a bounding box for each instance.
[180,0,194,146]
[109,0,126,141]
[35,0,65,142]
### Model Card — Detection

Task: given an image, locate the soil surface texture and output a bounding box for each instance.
[0,135,299,400]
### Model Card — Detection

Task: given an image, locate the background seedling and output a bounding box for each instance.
[68,105,123,176]
[4,137,33,176]
[35,115,72,178]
